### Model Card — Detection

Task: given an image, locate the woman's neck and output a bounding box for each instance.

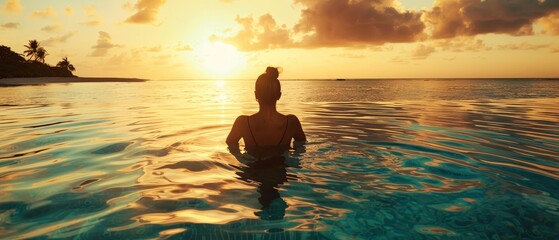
[257,102,278,116]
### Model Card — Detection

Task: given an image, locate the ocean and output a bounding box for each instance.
[1,79,558,239]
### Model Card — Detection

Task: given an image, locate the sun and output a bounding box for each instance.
[197,42,246,78]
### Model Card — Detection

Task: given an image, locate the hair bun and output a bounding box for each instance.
[265,67,279,79]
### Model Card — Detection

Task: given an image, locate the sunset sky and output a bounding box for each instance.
[1,0,558,79]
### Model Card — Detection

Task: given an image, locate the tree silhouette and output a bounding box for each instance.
[23,40,40,61]
[56,57,75,72]
[36,47,48,63]
[0,45,25,63]
[1,44,75,78]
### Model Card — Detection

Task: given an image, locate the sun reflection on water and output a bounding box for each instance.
[0,80,558,239]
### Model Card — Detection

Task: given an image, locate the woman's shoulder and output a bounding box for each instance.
[233,115,250,124]
[235,115,251,119]
[285,114,301,123]
[285,114,300,119]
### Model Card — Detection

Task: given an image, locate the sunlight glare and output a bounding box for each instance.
[215,80,225,88]
[198,42,246,78]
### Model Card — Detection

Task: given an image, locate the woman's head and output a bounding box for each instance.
[255,67,281,104]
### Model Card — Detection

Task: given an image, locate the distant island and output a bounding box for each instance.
[1,40,76,78]
[1,40,147,86]
[0,77,147,87]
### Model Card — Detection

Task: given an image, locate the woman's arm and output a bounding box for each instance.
[226,116,245,154]
[290,115,306,146]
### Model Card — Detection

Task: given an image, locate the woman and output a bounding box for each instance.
[227,67,305,220]
[226,67,306,156]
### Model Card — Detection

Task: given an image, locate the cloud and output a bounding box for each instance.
[81,20,102,27]
[411,44,436,60]
[425,0,559,38]
[122,2,134,10]
[213,0,425,51]
[176,42,193,51]
[43,32,76,46]
[293,0,426,46]
[81,6,102,27]
[30,7,56,19]
[538,11,559,35]
[64,6,74,15]
[84,5,97,18]
[404,37,490,60]
[496,42,551,51]
[125,0,167,24]
[153,54,173,65]
[147,45,162,52]
[3,0,22,14]
[213,0,559,51]
[90,31,121,57]
[331,53,367,59]
[105,49,144,65]
[107,53,131,65]
[391,55,410,63]
[212,14,294,51]
[1,22,19,29]
[41,24,63,32]
[433,37,490,52]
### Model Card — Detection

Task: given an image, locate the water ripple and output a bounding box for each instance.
[0,81,558,239]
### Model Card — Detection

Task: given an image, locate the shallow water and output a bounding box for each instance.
[1,79,558,239]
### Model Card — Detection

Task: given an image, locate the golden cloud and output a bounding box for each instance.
[293,0,426,46]
[90,31,121,57]
[214,0,559,51]
[81,6,102,27]
[433,37,490,52]
[496,42,551,51]
[84,5,98,18]
[214,0,425,51]
[176,42,193,51]
[41,24,64,32]
[64,6,74,15]
[81,20,102,27]
[211,14,293,51]
[1,22,19,29]
[30,7,56,19]
[125,0,166,24]
[43,32,76,46]
[411,44,436,60]
[538,11,559,35]
[3,0,22,14]
[425,0,559,38]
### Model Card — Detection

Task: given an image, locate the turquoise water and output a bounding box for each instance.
[1,79,558,239]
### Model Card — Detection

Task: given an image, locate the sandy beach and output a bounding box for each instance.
[0,77,148,87]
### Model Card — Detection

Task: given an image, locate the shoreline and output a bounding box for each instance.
[0,77,148,87]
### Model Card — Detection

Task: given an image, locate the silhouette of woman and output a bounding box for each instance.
[226,67,306,220]
[226,66,306,154]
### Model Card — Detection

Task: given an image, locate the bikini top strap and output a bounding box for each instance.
[277,115,289,146]
[247,116,258,147]
[248,115,289,147]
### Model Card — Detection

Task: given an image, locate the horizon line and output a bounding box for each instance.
[150,77,559,81]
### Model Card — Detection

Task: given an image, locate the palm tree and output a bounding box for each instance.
[23,40,40,61]
[35,47,48,63]
[56,57,75,72]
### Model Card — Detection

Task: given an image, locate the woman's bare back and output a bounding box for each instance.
[226,113,305,148]
[226,67,305,152]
